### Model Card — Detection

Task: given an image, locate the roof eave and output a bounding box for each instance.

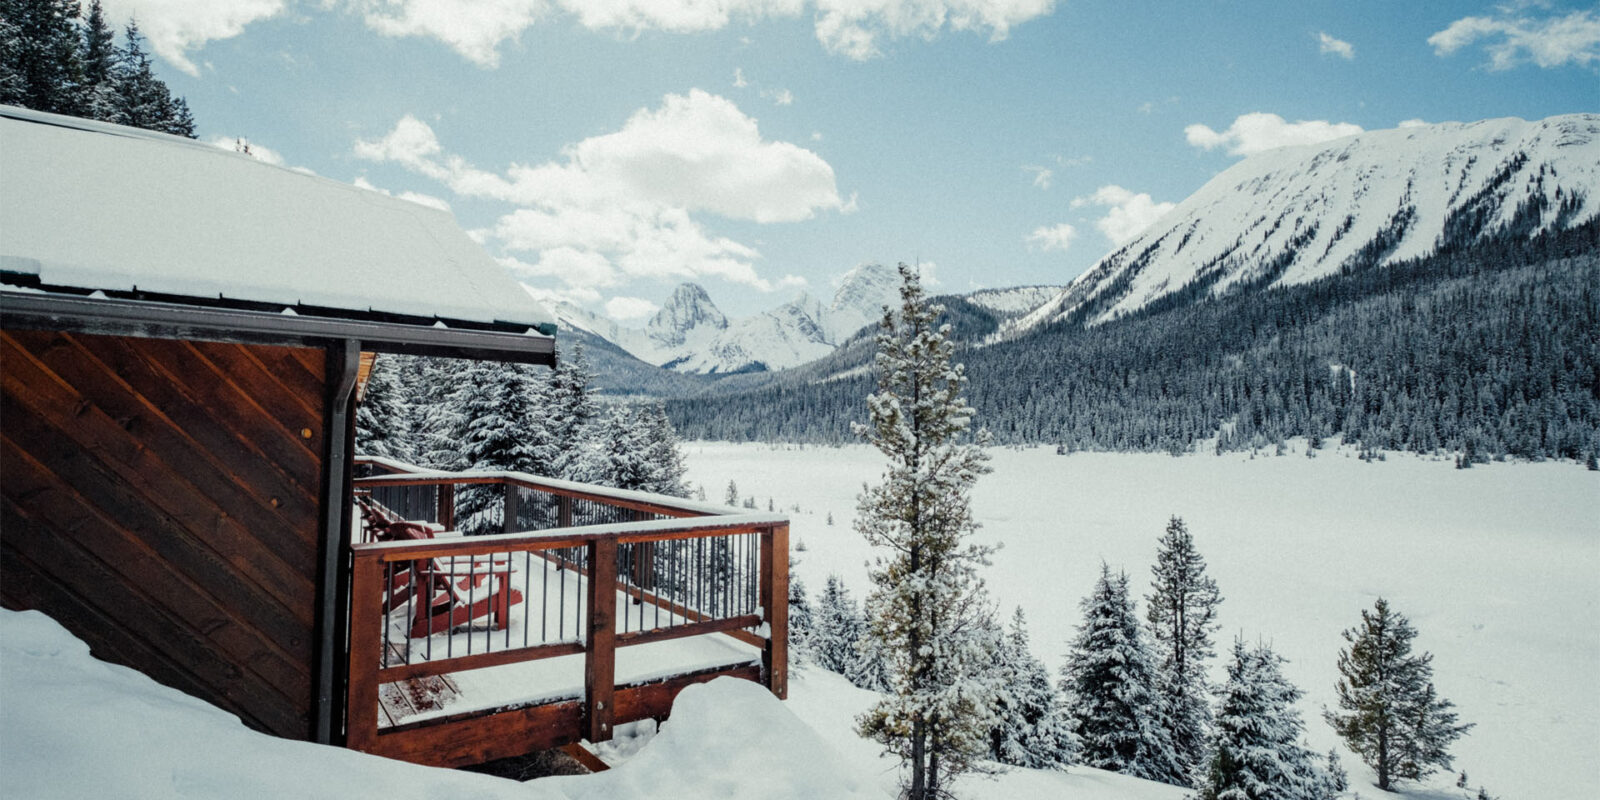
[0,290,557,365]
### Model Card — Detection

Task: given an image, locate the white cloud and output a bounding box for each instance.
[1398,118,1430,128]
[1184,112,1363,157]
[207,135,285,166]
[734,67,749,88]
[359,91,843,294]
[1071,185,1175,246]
[604,295,661,321]
[339,0,1051,67]
[1026,223,1076,252]
[1317,31,1354,59]
[762,87,795,105]
[1023,165,1053,190]
[1428,9,1600,70]
[101,0,286,76]
[813,0,1056,59]
[346,0,546,68]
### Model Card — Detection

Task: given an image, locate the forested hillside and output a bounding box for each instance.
[667,220,1600,463]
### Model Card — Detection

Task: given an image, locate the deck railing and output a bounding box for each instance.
[346,456,788,767]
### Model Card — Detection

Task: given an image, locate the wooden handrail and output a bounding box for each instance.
[352,456,738,520]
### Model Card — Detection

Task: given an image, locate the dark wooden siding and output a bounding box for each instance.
[1,329,327,739]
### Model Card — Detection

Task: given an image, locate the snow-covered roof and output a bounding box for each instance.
[0,106,552,333]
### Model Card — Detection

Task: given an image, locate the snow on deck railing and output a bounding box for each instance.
[353,454,745,519]
[345,455,789,768]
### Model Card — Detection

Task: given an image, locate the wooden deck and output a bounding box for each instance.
[345,458,788,768]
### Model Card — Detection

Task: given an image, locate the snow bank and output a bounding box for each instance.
[547,677,878,799]
[0,610,870,800]
[0,609,532,800]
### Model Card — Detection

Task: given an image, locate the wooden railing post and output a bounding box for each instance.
[585,539,617,742]
[557,494,572,528]
[437,484,454,531]
[345,550,383,751]
[502,481,520,534]
[759,523,789,699]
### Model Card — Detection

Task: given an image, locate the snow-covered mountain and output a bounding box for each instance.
[552,263,904,374]
[1012,114,1600,333]
[964,285,1064,316]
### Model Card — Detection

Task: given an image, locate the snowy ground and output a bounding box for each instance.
[2,443,1592,799]
[685,441,1600,799]
[0,608,1180,800]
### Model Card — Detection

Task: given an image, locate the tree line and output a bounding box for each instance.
[667,220,1600,465]
[2,0,196,136]
[356,344,690,531]
[793,515,1480,797]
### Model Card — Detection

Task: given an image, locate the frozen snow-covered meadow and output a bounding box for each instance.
[685,441,1600,799]
[3,442,1593,799]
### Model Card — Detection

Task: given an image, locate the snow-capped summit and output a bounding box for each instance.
[823,262,902,342]
[648,283,729,349]
[1012,113,1600,333]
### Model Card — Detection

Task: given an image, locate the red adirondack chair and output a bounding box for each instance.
[356,496,524,637]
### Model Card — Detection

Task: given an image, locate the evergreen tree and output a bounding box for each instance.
[0,0,84,114]
[574,404,649,489]
[450,360,545,533]
[111,21,171,132]
[637,403,689,497]
[724,479,739,507]
[989,607,1076,770]
[853,264,999,800]
[1146,515,1223,780]
[1061,563,1185,784]
[786,561,813,667]
[1195,640,1331,800]
[77,0,117,120]
[1324,598,1473,791]
[541,342,596,481]
[354,355,413,462]
[812,574,866,676]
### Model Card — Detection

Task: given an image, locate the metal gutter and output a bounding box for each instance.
[0,291,557,365]
[314,339,361,744]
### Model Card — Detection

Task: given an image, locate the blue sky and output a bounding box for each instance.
[103,0,1599,319]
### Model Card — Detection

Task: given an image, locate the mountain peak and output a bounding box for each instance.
[648,282,728,348]
[1013,113,1600,334]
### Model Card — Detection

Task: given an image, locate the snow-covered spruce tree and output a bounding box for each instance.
[813,574,866,676]
[854,264,999,800]
[787,558,814,668]
[1061,564,1185,785]
[541,342,597,481]
[573,404,649,490]
[1146,515,1222,780]
[1195,640,1332,800]
[1324,597,1473,791]
[637,403,690,497]
[354,355,413,462]
[450,360,548,533]
[989,607,1076,770]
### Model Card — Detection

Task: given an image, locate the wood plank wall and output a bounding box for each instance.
[1,329,328,740]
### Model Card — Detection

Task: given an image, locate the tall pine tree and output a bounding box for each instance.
[1061,563,1185,785]
[1324,597,1473,791]
[1146,515,1223,781]
[854,264,999,800]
